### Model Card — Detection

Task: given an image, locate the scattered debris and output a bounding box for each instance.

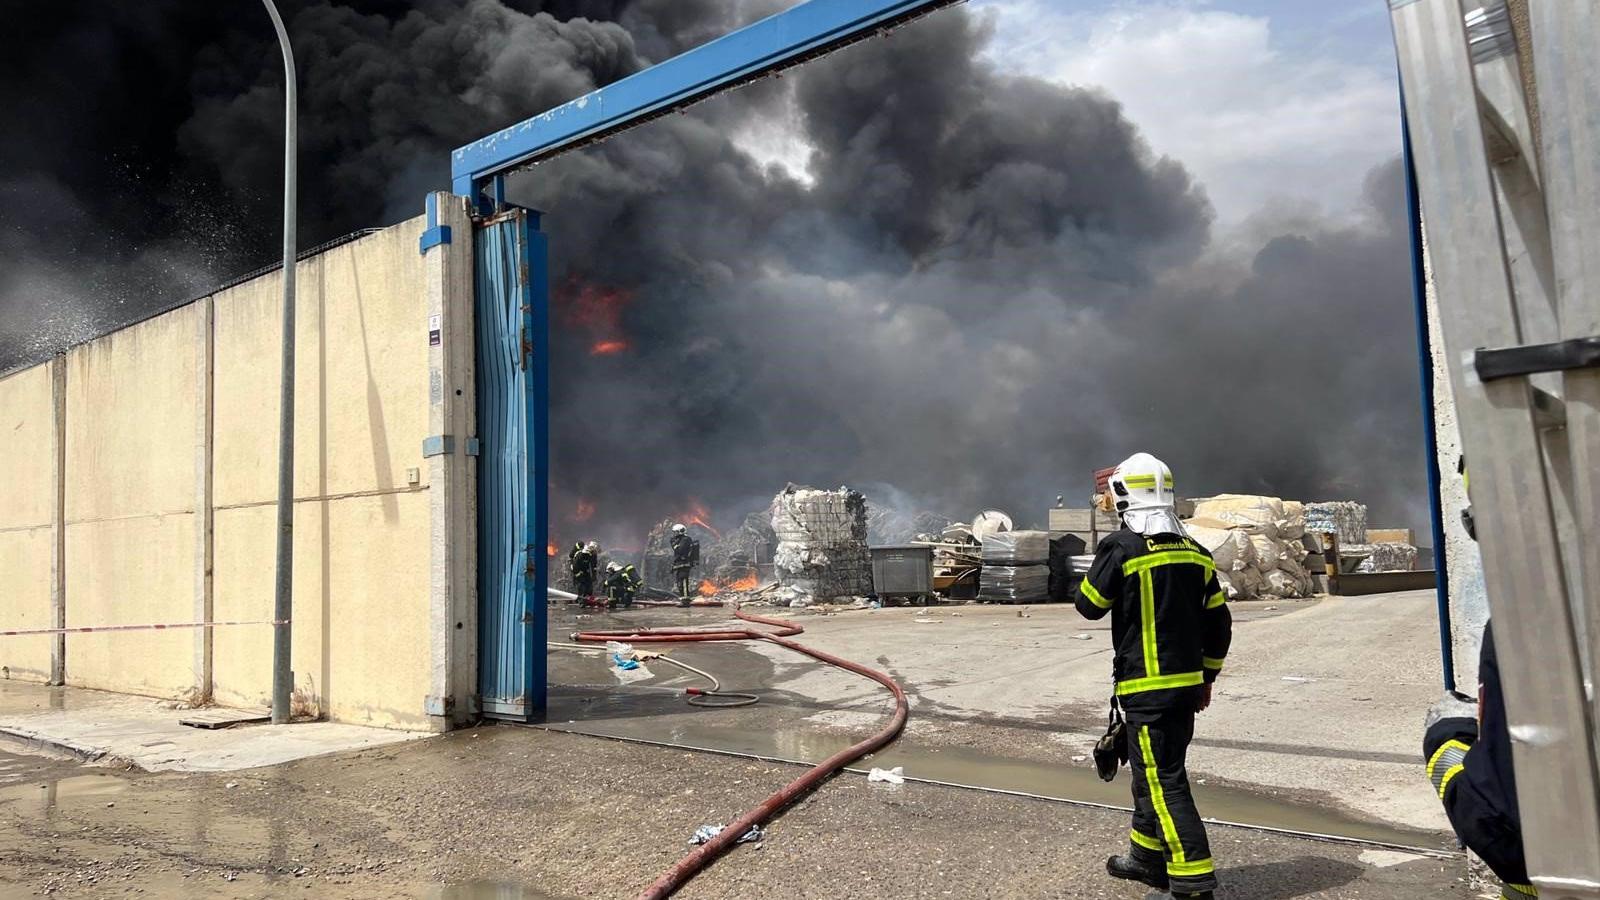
[1070,633,1092,640]
[689,824,765,845]
[868,766,906,785]
[913,617,941,624]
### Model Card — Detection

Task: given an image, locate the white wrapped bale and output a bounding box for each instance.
[981,530,1050,565]
[1249,534,1282,572]
[979,565,1050,603]
[1192,495,1290,540]
[1304,501,1368,544]
[1356,542,1419,573]
[1187,522,1255,572]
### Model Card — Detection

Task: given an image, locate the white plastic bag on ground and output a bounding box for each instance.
[868,766,906,785]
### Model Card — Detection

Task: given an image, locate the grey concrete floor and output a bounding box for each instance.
[0,725,1469,899]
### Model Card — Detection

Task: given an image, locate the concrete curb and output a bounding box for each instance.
[0,724,139,771]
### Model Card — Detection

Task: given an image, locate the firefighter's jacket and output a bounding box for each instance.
[1075,529,1233,714]
[604,565,642,601]
[1424,623,1532,896]
[570,547,597,581]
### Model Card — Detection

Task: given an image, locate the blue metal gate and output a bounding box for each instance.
[475,209,549,721]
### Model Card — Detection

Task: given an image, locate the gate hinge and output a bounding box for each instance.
[422,435,455,458]
[1475,336,1600,382]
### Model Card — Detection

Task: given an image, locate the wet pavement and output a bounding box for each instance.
[0,723,1468,899]
[0,597,1469,898]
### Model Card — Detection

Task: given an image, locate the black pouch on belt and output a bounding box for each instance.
[1093,696,1128,782]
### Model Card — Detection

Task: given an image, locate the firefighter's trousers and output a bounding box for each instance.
[1126,708,1217,895]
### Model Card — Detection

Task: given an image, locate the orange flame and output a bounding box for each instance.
[590,340,629,356]
[679,500,722,539]
[574,498,596,522]
[698,579,718,597]
[546,542,559,557]
[726,573,760,591]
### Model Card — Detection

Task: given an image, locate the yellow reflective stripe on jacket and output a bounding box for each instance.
[1502,883,1538,898]
[1203,656,1225,671]
[1140,570,1160,677]
[1123,550,1214,576]
[1427,739,1471,784]
[1079,577,1112,609]
[1130,828,1165,852]
[1167,858,1215,877]
[1206,591,1227,609]
[1116,671,1205,695]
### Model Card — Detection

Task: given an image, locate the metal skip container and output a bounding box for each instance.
[869,545,934,601]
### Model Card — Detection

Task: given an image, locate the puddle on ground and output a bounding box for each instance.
[541,717,1446,852]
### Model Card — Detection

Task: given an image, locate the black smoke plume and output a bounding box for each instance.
[0,2,1426,546]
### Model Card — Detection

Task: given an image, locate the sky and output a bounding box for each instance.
[0,0,1430,542]
[739,0,1405,227]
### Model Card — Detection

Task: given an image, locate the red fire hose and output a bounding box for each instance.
[572,607,909,900]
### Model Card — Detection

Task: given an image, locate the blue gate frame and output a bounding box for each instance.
[461,0,962,717]
[475,209,549,721]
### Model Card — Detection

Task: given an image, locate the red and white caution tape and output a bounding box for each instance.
[0,619,288,637]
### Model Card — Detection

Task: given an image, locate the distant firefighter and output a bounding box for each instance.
[604,561,642,610]
[569,541,599,601]
[669,524,700,604]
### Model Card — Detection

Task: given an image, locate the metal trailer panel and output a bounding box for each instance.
[870,545,933,596]
[474,210,549,721]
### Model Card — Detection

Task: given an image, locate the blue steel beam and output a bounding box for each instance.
[450,0,960,202]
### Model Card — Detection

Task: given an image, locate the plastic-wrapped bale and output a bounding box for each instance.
[979,565,1051,603]
[1356,542,1419,573]
[1185,523,1256,573]
[1217,566,1267,600]
[1304,501,1368,544]
[982,530,1049,565]
[1191,495,1302,541]
[1248,534,1282,571]
[770,485,873,599]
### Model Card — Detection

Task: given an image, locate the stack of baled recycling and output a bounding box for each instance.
[1184,495,1316,600]
[979,530,1052,603]
[1304,501,1368,545]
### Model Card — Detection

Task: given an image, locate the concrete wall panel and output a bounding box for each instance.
[64,515,197,697]
[211,491,430,729]
[213,221,430,508]
[0,364,56,681]
[62,307,203,698]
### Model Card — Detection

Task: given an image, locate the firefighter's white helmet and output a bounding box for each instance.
[586,541,599,553]
[606,561,620,573]
[671,523,687,534]
[1109,452,1177,513]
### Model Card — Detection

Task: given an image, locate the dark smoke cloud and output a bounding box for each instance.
[0,2,1426,545]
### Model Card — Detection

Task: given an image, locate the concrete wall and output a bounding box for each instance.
[64,306,208,699]
[0,193,479,730]
[0,363,60,683]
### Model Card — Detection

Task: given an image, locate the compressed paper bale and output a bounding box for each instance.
[1304,501,1368,544]
[1356,542,1419,573]
[981,530,1050,565]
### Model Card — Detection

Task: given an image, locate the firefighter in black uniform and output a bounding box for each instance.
[603,561,642,610]
[1423,462,1532,900]
[1076,453,1231,899]
[669,524,697,605]
[569,541,598,602]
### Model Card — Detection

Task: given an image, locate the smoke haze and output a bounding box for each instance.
[0,2,1426,545]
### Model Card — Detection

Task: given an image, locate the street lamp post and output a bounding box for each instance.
[260,0,298,725]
